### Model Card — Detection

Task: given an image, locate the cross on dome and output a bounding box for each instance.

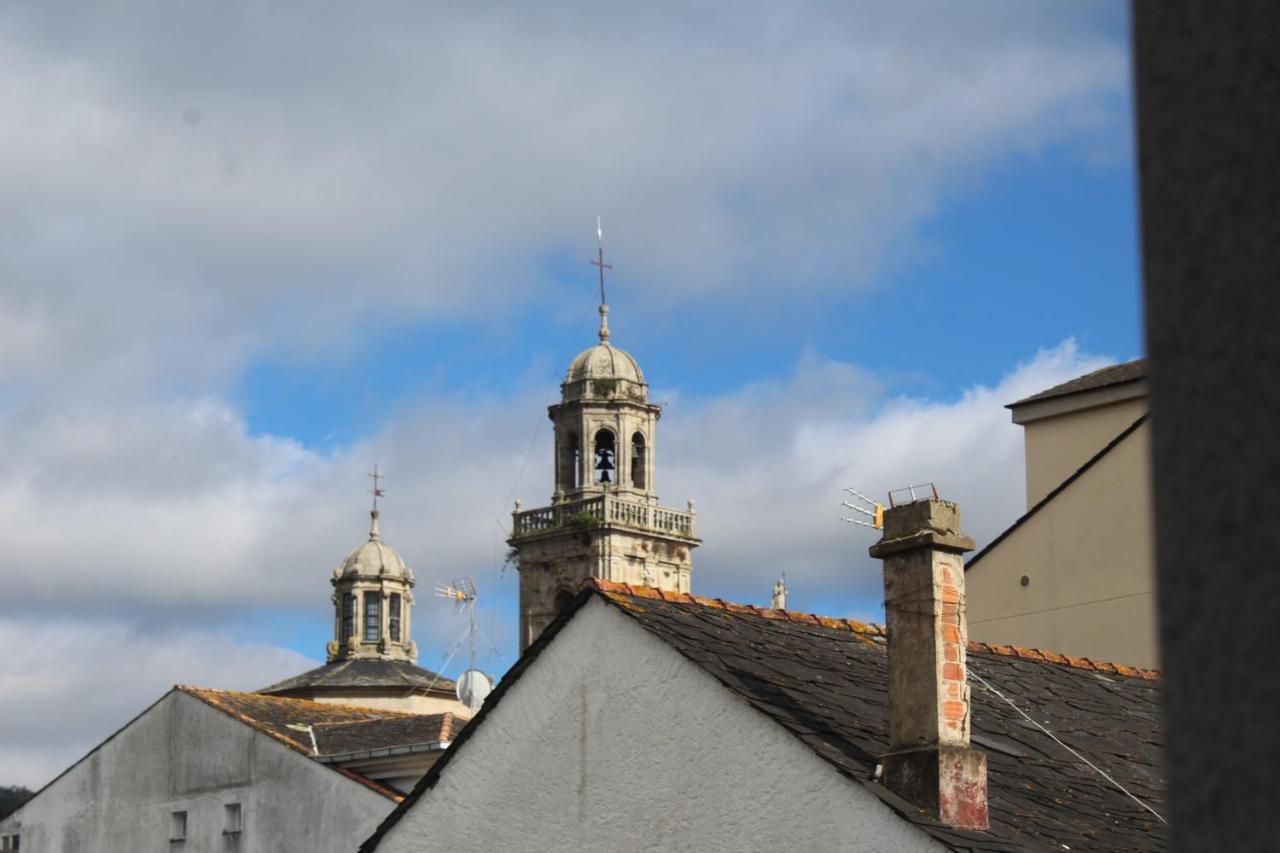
[591,216,613,343]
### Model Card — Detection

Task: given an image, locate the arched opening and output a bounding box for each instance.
[593,429,616,484]
[631,432,647,489]
[553,588,575,615]
[559,431,580,490]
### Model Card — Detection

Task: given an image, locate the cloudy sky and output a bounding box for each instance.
[0,1,1141,788]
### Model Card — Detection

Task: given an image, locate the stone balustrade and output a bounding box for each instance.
[512,494,697,539]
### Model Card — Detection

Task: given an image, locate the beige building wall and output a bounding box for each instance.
[967,420,1158,668]
[1017,386,1148,507]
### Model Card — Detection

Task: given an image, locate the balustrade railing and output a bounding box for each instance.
[512,493,696,539]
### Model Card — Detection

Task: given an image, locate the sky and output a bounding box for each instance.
[0,1,1142,788]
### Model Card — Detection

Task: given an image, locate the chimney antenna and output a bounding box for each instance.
[841,486,885,529]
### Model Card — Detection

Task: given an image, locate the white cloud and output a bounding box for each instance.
[0,1,1132,791]
[0,618,310,788]
[0,2,1127,390]
[0,340,1113,789]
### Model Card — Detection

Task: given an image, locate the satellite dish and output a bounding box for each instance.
[456,669,493,712]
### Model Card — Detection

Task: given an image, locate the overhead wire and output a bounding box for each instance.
[967,662,1167,825]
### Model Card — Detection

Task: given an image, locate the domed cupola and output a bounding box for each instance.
[325,473,417,664]
[561,310,650,403]
[334,510,414,583]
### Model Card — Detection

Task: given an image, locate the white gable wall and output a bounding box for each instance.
[375,598,941,853]
[0,690,394,852]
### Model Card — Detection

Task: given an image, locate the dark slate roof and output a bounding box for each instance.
[362,583,1165,853]
[967,414,1148,571]
[258,657,456,696]
[313,714,461,757]
[181,687,460,797]
[1008,358,1147,408]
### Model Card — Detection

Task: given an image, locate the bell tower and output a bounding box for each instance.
[508,223,700,650]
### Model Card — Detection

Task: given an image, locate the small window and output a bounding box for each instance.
[364,592,381,642]
[559,432,581,490]
[170,810,188,842]
[1,834,19,851]
[630,432,647,489]
[389,593,402,642]
[342,592,356,639]
[224,803,242,834]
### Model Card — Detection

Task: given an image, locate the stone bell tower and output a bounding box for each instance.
[508,225,700,650]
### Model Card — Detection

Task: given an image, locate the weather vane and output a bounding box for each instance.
[368,463,385,511]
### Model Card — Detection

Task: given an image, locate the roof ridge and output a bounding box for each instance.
[1007,357,1147,408]
[588,581,1161,679]
[179,685,423,719]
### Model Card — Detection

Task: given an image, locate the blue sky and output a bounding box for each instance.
[0,0,1140,786]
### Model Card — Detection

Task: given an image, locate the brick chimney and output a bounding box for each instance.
[868,498,988,830]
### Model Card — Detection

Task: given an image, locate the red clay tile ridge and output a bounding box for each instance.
[588,580,1161,681]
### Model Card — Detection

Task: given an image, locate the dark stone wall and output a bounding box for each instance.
[1133,2,1280,848]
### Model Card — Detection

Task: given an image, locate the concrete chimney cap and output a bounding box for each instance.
[868,499,975,558]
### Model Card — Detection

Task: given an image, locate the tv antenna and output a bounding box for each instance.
[434,578,500,712]
[841,487,885,529]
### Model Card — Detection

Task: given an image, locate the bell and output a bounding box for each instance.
[599,469,612,484]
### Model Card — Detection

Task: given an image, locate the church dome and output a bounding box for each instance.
[566,342,646,385]
[562,342,649,402]
[334,511,413,582]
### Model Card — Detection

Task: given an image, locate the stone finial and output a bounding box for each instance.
[369,508,381,541]
[770,574,787,610]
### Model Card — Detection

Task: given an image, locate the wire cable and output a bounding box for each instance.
[967,663,1167,825]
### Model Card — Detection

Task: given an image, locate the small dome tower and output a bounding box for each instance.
[259,467,470,716]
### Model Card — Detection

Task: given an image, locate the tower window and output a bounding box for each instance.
[631,432,647,489]
[342,593,356,640]
[593,429,616,484]
[389,593,402,642]
[560,432,581,490]
[364,592,381,642]
[553,588,575,614]
[170,810,188,842]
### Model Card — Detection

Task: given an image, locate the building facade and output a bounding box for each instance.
[508,299,700,650]
[966,359,1158,667]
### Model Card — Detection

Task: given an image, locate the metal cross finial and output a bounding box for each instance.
[368,463,386,511]
[591,216,613,342]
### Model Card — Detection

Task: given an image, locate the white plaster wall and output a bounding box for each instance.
[0,691,394,853]
[375,598,942,853]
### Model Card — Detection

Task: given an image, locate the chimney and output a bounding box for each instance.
[869,497,988,830]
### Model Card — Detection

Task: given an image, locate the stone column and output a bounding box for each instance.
[869,498,987,830]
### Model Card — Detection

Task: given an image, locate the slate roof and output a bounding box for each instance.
[362,583,1165,853]
[181,687,460,799]
[1008,358,1147,408]
[258,657,456,696]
